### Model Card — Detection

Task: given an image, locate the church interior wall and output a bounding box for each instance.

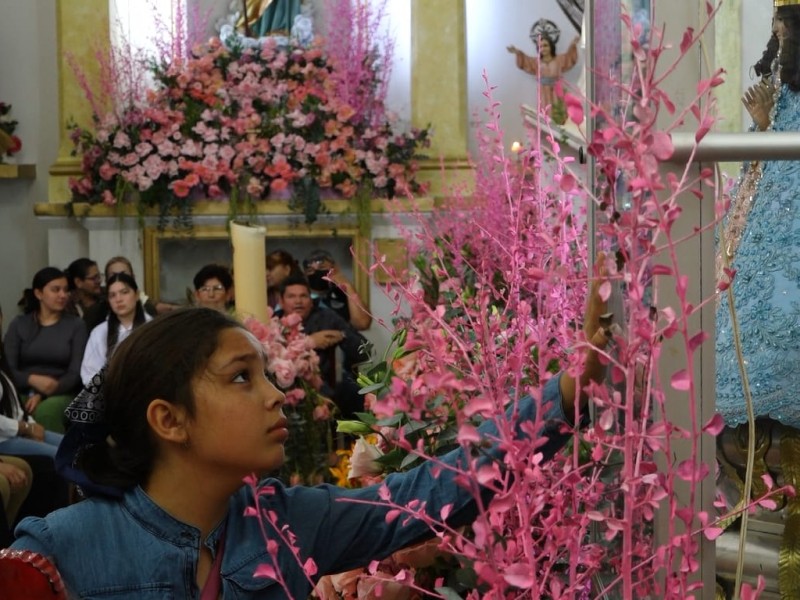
[0,0,774,352]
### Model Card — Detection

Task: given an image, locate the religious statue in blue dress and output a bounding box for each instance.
[715,5,800,597]
[716,4,800,430]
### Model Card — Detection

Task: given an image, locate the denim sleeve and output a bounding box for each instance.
[294,373,573,577]
[10,516,56,556]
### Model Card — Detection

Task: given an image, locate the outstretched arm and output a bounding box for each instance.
[327,268,371,331]
[557,35,581,72]
[507,45,539,76]
[559,253,610,415]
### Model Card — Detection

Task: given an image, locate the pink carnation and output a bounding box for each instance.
[272,357,297,389]
[283,387,306,407]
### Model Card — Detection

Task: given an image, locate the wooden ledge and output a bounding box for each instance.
[34,197,440,218]
[0,164,36,179]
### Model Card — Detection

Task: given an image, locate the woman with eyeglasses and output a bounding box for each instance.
[3,267,88,433]
[193,264,234,314]
[65,258,102,323]
[80,273,153,386]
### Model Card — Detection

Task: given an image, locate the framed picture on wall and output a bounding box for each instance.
[142,225,370,307]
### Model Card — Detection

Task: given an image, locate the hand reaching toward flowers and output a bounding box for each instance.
[558,252,611,417]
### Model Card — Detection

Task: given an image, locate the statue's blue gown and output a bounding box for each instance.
[716,84,800,428]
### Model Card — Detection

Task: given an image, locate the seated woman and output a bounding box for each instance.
[193,264,234,314]
[81,273,152,386]
[3,268,87,433]
[10,271,608,598]
[0,306,67,530]
[84,257,178,331]
[0,305,63,458]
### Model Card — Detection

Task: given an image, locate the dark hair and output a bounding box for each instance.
[754,6,800,91]
[105,273,146,353]
[302,249,335,270]
[104,256,134,281]
[66,258,98,291]
[18,267,69,314]
[78,308,245,489]
[538,36,556,57]
[193,264,233,291]
[279,274,311,297]
[267,249,300,271]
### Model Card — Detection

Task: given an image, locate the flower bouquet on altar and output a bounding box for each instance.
[244,310,336,485]
[67,28,430,226]
[0,102,22,163]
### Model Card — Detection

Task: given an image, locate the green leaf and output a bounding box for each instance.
[375,414,405,427]
[374,448,405,470]
[335,420,374,435]
[352,412,378,425]
[358,381,388,394]
[364,361,390,380]
[402,420,431,436]
[453,566,478,589]
[399,452,422,470]
[435,587,465,600]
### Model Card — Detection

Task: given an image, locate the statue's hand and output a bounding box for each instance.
[742,80,775,131]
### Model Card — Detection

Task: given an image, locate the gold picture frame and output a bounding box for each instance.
[143,224,370,308]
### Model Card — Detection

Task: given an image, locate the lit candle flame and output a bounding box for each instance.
[511,141,522,154]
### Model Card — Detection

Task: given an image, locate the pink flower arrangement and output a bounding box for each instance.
[244,311,323,395]
[67,35,430,225]
[244,311,335,484]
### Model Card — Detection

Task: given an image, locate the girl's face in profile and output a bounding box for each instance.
[108,281,137,320]
[186,328,287,479]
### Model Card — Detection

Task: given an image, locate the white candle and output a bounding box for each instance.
[230,221,268,322]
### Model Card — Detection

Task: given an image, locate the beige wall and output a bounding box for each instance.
[0,0,83,324]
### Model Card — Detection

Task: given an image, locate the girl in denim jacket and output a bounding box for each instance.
[11,297,607,598]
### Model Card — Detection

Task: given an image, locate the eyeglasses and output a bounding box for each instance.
[199,284,226,294]
[85,274,102,282]
[304,259,331,271]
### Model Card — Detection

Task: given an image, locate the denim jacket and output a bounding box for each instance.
[12,376,569,599]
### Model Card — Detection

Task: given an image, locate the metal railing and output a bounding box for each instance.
[668,131,800,162]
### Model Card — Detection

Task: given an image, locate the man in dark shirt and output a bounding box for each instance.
[302,249,372,331]
[278,275,370,417]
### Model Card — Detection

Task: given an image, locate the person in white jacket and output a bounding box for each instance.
[81,273,152,386]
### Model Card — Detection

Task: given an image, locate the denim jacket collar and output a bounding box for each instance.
[125,486,226,552]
